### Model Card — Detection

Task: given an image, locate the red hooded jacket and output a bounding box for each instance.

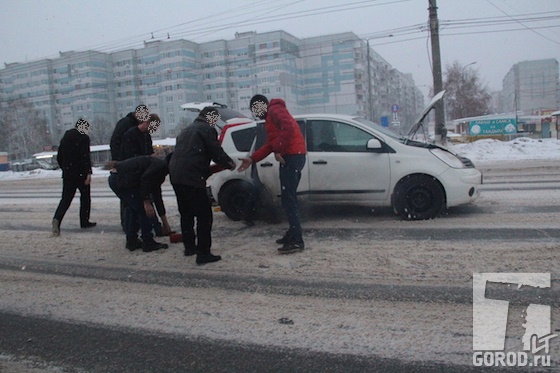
[250,98,306,163]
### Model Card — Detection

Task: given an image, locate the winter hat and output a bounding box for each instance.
[199,107,220,126]
[75,118,90,134]
[250,94,268,119]
[135,104,150,122]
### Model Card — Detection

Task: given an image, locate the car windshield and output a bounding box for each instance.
[217,108,248,121]
[353,117,403,140]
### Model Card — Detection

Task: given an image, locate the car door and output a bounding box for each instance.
[305,119,391,202]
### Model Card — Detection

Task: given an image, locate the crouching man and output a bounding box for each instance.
[108,155,169,252]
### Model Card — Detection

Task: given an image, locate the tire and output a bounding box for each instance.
[218,180,258,221]
[393,174,445,220]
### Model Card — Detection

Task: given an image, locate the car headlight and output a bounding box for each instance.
[430,148,466,168]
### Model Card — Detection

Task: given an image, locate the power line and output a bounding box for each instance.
[485,0,560,46]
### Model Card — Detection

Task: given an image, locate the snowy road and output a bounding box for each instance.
[1,160,559,372]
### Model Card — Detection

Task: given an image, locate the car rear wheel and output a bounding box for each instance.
[218,180,258,221]
[393,175,445,220]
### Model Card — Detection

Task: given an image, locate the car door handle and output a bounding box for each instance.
[313,160,327,165]
[261,162,274,167]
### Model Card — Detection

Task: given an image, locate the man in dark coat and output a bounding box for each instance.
[108,155,169,252]
[121,113,168,236]
[109,104,149,231]
[121,113,157,160]
[52,118,96,236]
[169,107,236,265]
[110,104,149,161]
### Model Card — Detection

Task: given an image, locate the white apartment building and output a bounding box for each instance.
[0,30,425,149]
[502,58,560,115]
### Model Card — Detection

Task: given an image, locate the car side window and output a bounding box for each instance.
[231,127,256,152]
[254,120,306,151]
[254,121,267,150]
[307,120,374,152]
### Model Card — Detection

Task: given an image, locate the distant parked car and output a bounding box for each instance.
[208,91,482,221]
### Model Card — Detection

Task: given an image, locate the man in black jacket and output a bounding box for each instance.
[121,113,158,160]
[52,118,96,236]
[110,105,149,161]
[108,155,169,252]
[169,107,236,265]
[109,104,149,231]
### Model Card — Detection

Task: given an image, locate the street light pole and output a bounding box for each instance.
[367,39,373,122]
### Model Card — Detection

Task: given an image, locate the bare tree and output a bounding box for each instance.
[1,99,53,160]
[444,61,492,120]
[88,116,114,145]
[0,116,9,152]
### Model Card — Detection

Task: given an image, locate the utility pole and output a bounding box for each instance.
[428,0,446,145]
[367,39,373,122]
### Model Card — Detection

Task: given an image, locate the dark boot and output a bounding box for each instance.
[142,239,169,252]
[126,238,143,251]
[275,230,290,244]
[278,242,304,254]
[81,222,97,229]
[184,246,198,257]
[51,219,60,237]
[196,253,222,265]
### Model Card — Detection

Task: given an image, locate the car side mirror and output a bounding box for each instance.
[366,138,383,152]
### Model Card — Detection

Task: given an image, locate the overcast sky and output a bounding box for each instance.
[1,0,559,96]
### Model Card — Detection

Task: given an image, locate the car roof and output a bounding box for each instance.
[234,113,364,125]
[292,113,360,121]
[180,102,227,112]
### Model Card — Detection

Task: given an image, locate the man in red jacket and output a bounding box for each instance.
[238,95,307,254]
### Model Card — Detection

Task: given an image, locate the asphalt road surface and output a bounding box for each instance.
[1,161,559,372]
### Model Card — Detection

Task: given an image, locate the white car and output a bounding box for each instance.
[208,92,482,221]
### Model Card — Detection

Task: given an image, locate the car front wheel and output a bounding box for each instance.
[393,174,445,220]
[218,180,258,221]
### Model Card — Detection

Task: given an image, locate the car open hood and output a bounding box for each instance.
[405,90,445,140]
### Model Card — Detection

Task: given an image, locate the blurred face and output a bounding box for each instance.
[76,119,90,135]
[205,110,220,126]
[251,100,268,119]
[135,105,149,122]
[148,120,161,135]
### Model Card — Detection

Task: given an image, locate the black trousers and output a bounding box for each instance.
[172,184,213,254]
[53,177,91,227]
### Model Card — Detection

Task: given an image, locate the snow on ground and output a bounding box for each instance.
[451,137,560,163]
[1,137,560,181]
[1,137,560,368]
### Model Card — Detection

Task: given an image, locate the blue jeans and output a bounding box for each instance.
[109,174,153,242]
[279,154,306,244]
